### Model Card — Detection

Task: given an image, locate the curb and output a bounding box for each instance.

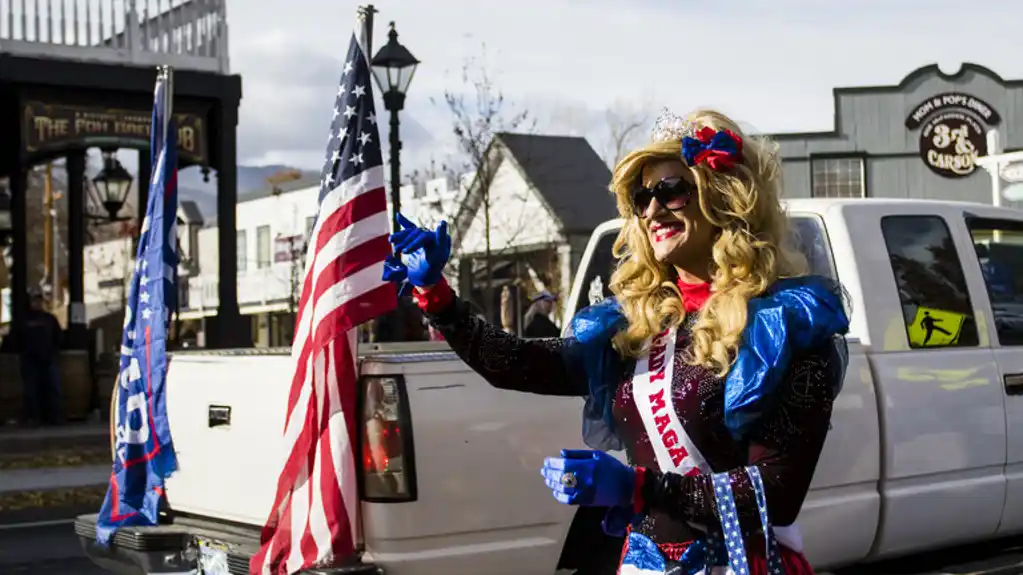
[0,464,110,494]
[0,501,103,526]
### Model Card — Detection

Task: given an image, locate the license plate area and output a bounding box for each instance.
[195,536,231,575]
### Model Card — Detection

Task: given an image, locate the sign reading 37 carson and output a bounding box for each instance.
[21,101,208,164]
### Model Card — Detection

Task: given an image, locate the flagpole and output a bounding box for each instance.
[359,4,377,54]
[159,65,183,346]
[162,66,174,144]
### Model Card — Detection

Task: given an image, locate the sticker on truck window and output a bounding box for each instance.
[906,306,967,347]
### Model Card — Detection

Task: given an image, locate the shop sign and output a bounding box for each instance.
[22,101,207,164]
[905,92,1001,179]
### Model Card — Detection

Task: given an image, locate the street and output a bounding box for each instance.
[1,519,1022,575]
[0,520,106,574]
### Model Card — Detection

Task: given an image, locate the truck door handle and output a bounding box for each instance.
[1005,374,1023,396]
[208,405,232,427]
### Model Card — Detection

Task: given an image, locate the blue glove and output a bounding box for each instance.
[382,213,452,296]
[540,449,636,508]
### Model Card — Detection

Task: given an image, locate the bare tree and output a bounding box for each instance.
[603,98,651,168]
[436,45,535,321]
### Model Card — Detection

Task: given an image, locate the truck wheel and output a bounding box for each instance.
[557,507,624,575]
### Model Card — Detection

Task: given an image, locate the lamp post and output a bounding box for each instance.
[91,150,134,222]
[371,21,420,233]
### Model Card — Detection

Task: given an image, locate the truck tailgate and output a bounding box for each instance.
[358,352,584,575]
[163,351,294,526]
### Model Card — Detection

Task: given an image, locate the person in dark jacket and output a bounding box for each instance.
[18,288,64,426]
[523,290,561,338]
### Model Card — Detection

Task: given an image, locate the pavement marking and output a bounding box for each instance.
[0,518,75,531]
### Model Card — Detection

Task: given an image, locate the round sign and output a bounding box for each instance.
[1003,182,1023,202]
[1001,161,1023,183]
[919,111,987,178]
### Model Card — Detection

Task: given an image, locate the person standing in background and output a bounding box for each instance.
[18,288,64,426]
[523,290,561,338]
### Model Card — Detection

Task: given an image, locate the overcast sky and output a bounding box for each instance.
[223,0,1023,176]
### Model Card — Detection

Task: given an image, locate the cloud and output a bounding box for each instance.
[224,0,1023,177]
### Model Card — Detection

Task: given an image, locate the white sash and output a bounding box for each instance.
[630,328,804,556]
[631,327,709,476]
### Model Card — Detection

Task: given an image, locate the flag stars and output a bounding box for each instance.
[367,111,377,125]
[352,84,366,98]
[358,132,372,146]
[342,60,354,75]
[140,292,150,304]
[142,308,153,320]
[350,153,364,166]
[140,275,149,286]
[343,105,356,119]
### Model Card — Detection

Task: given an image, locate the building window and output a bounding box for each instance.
[306,216,316,241]
[966,217,1023,346]
[881,215,978,348]
[236,230,247,272]
[811,157,865,198]
[256,225,271,268]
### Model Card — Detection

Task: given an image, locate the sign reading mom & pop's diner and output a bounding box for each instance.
[905,92,1002,179]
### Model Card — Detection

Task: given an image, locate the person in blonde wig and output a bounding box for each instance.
[383,108,849,574]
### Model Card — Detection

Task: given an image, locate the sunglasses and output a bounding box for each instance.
[631,177,695,216]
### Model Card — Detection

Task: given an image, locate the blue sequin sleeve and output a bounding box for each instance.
[723,275,850,440]
[562,299,628,452]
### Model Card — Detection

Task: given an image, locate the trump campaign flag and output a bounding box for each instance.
[251,7,397,574]
[96,66,180,545]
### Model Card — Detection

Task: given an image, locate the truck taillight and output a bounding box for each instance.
[359,375,417,502]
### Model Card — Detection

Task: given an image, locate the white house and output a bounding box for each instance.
[449,133,617,327]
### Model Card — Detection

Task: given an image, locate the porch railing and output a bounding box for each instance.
[0,0,229,74]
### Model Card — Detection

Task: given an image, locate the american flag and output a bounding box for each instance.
[250,11,397,575]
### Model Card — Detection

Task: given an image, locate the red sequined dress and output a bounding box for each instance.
[413,278,843,574]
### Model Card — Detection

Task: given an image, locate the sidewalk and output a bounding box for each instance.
[0,422,107,441]
[0,465,109,494]
[0,422,109,457]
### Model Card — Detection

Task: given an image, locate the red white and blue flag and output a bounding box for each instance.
[96,67,179,545]
[251,10,396,574]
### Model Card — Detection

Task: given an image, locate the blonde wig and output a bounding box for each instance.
[608,109,807,375]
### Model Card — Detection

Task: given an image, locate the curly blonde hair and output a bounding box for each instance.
[609,109,807,376]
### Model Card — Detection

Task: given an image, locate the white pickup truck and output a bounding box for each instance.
[77,198,1023,575]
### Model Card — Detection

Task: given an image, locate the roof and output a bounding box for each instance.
[239,173,321,203]
[494,133,616,234]
[178,200,204,225]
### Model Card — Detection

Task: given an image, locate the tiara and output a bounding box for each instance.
[650,107,697,143]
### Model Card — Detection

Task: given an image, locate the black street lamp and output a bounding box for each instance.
[371,21,420,233]
[91,150,134,222]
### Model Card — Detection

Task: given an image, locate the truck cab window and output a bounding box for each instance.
[569,231,618,321]
[567,215,838,323]
[966,217,1023,346]
[790,215,837,280]
[881,215,979,349]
